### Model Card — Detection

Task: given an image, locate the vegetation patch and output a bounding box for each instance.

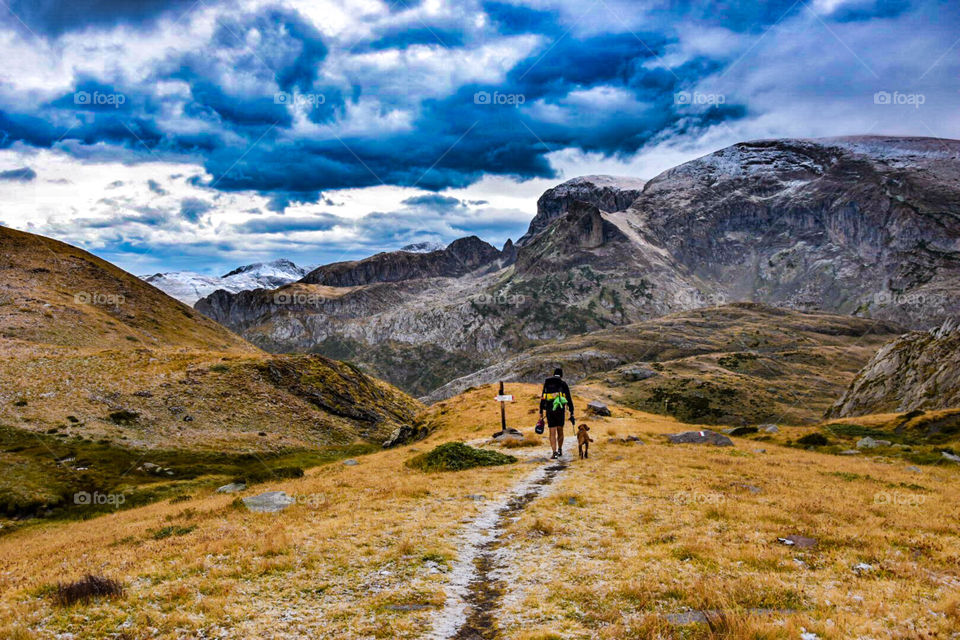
[797,433,829,447]
[407,442,516,472]
[150,525,196,540]
[53,575,124,607]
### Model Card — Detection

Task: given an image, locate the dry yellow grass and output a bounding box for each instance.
[1,383,958,639]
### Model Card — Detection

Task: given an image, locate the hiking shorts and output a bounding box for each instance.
[546,410,566,429]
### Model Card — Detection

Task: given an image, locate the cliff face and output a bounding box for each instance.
[827,320,960,417]
[518,175,647,245]
[195,136,960,397]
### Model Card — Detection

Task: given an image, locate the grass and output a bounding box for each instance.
[53,575,124,607]
[406,442,517,472]
[0,383,957,639]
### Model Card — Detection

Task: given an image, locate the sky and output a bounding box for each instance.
[0,0,957,275]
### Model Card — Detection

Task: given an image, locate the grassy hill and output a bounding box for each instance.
[1,383,957,638]
[0,227,423,521]
[428,304,904,425]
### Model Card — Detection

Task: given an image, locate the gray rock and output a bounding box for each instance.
[761,424,779,433]
[623,367,658,382]
[217,482,246,494]
[667,430,734,447]
[839,449,861,455]
[586,401,611,417]
[856,436,891,449]
[942,451,960,463]
[778,535,817,548]
[907,465,922,473]
[853,562,874,575]
[343,459,359,466]
[242,491,295,513]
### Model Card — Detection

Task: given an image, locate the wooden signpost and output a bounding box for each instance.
[492,381,521,439]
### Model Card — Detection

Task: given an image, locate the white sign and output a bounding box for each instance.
[494,395,514,402]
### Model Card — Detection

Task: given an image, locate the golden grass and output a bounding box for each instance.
[0,383,957,639]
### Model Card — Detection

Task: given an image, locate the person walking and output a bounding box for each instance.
[539,367,574,459]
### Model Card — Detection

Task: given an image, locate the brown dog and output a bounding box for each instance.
[577,424,593,459]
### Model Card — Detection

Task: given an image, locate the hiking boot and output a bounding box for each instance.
[557,448,563,458]
[550,451,558,459]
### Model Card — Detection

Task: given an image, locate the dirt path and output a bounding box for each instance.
[430,458,567,639]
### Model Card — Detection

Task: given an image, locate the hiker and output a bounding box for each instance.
[539,367,574,459]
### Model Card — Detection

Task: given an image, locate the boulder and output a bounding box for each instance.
[586,401,612,417]
[242,491,295,513]
[622,367,658,382]
[217,482,246,494]
[666,430,734,447]
[856,436,891,449]
[761,424,779,433]
[343,459,359,466]
[942,451,960,463]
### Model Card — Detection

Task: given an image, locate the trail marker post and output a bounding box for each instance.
[492,381,521,440]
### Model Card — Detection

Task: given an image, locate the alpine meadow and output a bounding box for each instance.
[0,1,959,639]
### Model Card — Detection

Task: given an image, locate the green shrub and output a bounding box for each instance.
[407,442,516,472]
[797,433,829,447]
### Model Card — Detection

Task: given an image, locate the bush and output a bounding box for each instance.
[53,575,124,606]
[108,410,139,425]
[797,433,829,447]
[407,442,516,472]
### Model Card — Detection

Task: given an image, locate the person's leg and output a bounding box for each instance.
[549,426,558,455]
[557,426,564,456]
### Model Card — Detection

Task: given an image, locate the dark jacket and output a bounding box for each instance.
[540,376,574,414]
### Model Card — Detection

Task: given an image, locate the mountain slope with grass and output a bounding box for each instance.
[0,226,423,521]
[1,383,957,639]
[426,303,903,426]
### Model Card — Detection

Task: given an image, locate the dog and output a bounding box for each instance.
[576,424,593,459]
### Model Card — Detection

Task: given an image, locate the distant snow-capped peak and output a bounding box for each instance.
[142,259,307,306]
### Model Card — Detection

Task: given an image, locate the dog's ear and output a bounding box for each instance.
[585,425,590,431]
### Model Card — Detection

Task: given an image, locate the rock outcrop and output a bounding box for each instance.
[518,175,647,245]
[827,319,960,417]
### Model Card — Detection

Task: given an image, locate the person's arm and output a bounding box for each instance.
[539,381,547,416]
[563,381,574,417]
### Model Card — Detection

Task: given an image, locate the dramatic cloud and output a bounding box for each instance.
[0,0,956,273]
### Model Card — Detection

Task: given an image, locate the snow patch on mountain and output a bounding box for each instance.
[143,259,307,305]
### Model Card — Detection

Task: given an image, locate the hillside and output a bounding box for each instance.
[195,136,960,397]
[0,226,422,520]
[828,319,960,417]
[2,383,957,639]
[426,303,903,425]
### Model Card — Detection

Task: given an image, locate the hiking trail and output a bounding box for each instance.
[429,454,567,639]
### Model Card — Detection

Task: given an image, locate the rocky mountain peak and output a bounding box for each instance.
[518,174,647,245]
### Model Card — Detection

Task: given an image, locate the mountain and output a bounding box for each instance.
[827,319,960,417]
[142,259,307,305]
[517,175,647,245]
[0,226,420,452]
[425,303,903,425]
[195,136,960,397]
